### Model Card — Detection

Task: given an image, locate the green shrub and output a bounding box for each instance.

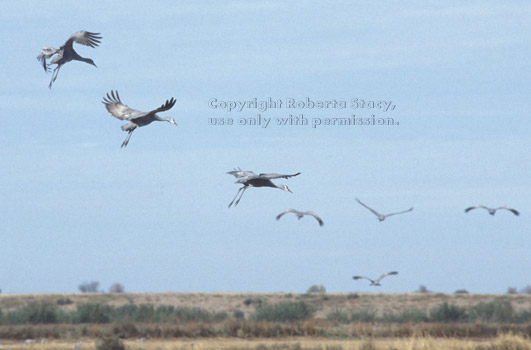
[307,285,326,294]
[5,302,59,324]
[454,289,469,294]
[382,309,429,323]
[75,303,112,323]
[470,297,514,323]
[252,301,314,322]
[429,302,468,322]
[233,310,245,319]
[327,309,350,324]
[350,310,377,323]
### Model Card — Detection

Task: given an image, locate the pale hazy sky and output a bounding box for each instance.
[0,1,530,294]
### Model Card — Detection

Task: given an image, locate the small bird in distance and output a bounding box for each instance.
[353,271,398,286]
[102,90,178,148]
[276,209,324,226]
[464,205,519,216]
[37,31,102,88]
[356,198,413,221]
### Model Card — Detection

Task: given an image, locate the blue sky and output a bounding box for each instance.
[0,1,530,294]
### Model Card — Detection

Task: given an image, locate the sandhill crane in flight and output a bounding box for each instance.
[356,198,413,222]
[353,271,398,286]
[102,90,178,148]
[276,209,324,226]
[227,169,300,208]
[37,31,101,89]
[465,205,520,216]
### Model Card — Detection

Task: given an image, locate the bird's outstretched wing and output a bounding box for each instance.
[102,90,145,121]
[227,168,257,179]
[497,206,520,216]
[352,275,374,283]
[376,271,398,282]
[304,211,324,226]
[276,209,298,220]
[355,198,381,217]
[66,31,102,49]
[464,205,488,213]
[147,98,177,115]
[385,207,413,218]
[257,172,301,179]
[36,47,58,72]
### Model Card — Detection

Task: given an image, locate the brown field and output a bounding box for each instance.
[0,335,530,350]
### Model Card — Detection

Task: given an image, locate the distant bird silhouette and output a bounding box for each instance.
[276,209,324,226]
[37,31,101,89]
[353,271,398,286]
[356,198,413,221]
[102,90,178,148]
[227,168,300,208]
[465,205,519,216]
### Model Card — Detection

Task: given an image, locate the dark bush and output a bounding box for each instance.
[350,310,377,323]
[306,285,326,294]
[78,281,100,293]
[429,302,468,322]
[5,303,59,325]
[327,310,350,324]
[382,309,429,323]
[109,283,125,293]
[75,303,112,323]
[469,297,514,323]
[56,298,73,305]
[233,310,245,319]
[252,301,314,322]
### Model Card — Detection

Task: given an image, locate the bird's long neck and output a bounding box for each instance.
[154,115,169,122]
[73,51,94,65]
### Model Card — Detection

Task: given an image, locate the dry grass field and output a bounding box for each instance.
[1,292,531,349]
[0,335,530,350]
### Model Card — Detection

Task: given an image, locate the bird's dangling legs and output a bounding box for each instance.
[228,186,247,208]
[48,65,61,89]
[121,130,134,148]
[233,186,248,207]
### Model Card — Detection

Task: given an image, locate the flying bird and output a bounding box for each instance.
[37,31,102,89]
[464,205,520,216]
[352,271,398,286]
[102,90,178,148]
[356,198,413,222]
[227,168,300,208]
[276,209,324,226]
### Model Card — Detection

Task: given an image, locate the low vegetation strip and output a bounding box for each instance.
[327,298,531,324]
[1,294,531,340]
